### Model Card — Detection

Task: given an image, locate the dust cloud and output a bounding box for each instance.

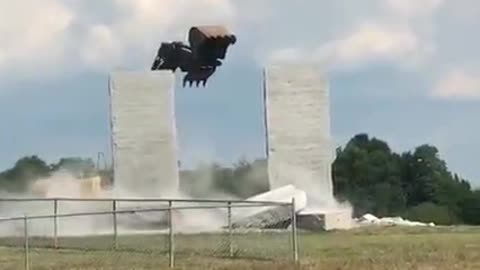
[0,158,354,237]
[0,168,239,237]
[270,162,353,217]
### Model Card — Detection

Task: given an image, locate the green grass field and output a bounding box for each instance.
[0,226,479,270]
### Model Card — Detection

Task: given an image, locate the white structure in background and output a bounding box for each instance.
[109,71,180,197]
[264,63,335,207]
[263,62,353,230]
[106,64,352,231]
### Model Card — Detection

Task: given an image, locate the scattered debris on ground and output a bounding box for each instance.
[355,213,435,227]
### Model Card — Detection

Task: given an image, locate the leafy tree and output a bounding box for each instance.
[0,156,103,193]
[50,157,97,178]
[402,145,447,206]
[0,155,51,192]
[333,134,405,216]
[333,134,477,225]
[404,202,459,225]
[459,190,480,225]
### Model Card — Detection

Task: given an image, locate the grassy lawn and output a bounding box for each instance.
[0,226,479,270]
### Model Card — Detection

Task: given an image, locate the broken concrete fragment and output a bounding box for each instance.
[231,185,307,229]
[297,210,353,231]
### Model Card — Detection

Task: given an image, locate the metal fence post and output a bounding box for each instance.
[53,199,58,249]
[112,200,118,250]
[168,200,175,268]
[291,198,298,263]
[24,215,30,270]
[227,201,233,257]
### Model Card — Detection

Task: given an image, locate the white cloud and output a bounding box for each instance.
[385,0,445,17]
[268,22,430,71]
[0,0,73,71]
[0,0,236,76]
[81,25,122,70]
[264,0,446,72]
[317,23,423,68]
[77,0,235,70]
[432,69,480,100]
[268,48,305,62]
[0,0,469,81]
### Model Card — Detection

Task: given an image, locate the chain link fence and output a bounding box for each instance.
[0,198,298,269]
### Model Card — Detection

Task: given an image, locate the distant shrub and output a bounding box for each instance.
[404,202,460,225]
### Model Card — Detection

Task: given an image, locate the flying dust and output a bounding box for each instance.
[0,160,354,237]
[0,168,246,237]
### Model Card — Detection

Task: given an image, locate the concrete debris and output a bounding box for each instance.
[231,185,307,229]
[232,205,292,229]
[231,185,354,231]
[298,210,353,231]
[115,184,353,232]
[356,213,436,227]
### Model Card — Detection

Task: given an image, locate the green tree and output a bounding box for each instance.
[332,134,476,224]
[333,134,405,216]
[402,145,447,206]
[50,157,96,178]
[459,190,480,225]
[0,155,51,192]
[404,202,459,225]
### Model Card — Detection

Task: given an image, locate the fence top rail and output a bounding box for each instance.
[0,197,290,206]
[0,203,292,222]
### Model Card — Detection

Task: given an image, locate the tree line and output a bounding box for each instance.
[332,134,479,225]
[0,133,478,225]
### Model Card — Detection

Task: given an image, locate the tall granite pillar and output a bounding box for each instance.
[108,71,179,197]
[264,63,335,206]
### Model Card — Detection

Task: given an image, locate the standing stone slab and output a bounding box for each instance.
[264,63,334,205]
[109,71,179,197]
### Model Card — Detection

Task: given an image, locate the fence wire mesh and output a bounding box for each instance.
[0,198,298,269]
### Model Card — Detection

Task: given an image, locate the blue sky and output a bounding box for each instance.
[0,0,478,186]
